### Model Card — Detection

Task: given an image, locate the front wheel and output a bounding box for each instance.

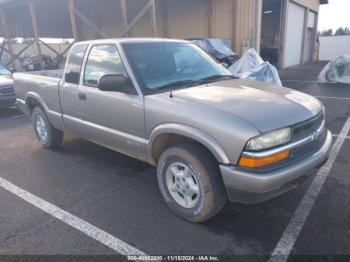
[32,107,63,148]
[157,143,227,222]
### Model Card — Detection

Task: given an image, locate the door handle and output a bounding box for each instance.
[78,92,87,101]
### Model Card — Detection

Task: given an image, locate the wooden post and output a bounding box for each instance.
[119,0,128,37]
[0,10,16,70]
[254,0,262,53]
[28,0,43,69]
[162,0,168,38]
[150,0,158,37]
[301,8,309,64]
[162,0,169,37]
[232,0,237,51]
[278,0,289,68]
[68,0,79,41]
[0,40,5,61]
[207,0,213,38]
[312,12,319,62]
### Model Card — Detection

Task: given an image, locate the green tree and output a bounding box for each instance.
[319,29,333,36]
[334,27,350,36]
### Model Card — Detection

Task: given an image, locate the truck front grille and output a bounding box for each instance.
[247,113,326,173]
[291,128,327,160]
[292,112,324,141]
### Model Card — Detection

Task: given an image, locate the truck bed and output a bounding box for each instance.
[26,69,64,79]
[14,69,64,129]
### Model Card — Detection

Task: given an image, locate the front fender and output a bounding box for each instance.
[147,123,231,165]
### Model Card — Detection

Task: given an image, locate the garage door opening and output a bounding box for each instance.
[284,2,305,67]
[261,0,283,66]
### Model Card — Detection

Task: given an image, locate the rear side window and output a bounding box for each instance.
[83,44,128,87]
[65,44,88,84]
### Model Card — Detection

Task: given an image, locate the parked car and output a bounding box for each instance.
[0,63,16,109]
[14,39,332,222]
[190,38,240,67]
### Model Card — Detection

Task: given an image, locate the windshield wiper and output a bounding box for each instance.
[153,75,236,94]
[200,75,236,83]
[156,80,203,91]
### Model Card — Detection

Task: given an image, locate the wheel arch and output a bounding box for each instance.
[147,123,231,165]
[25,92,49,116]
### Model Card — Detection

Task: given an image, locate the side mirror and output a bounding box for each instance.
[98,74,136,95]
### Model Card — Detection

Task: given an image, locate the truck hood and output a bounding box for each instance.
[173,79,322,133]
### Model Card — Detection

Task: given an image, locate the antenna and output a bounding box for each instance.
[161,40,173,99]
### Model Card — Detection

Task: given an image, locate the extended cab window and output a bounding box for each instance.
[65,44,88,84]
[83,44,128,87]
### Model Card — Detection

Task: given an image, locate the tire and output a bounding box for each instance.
[32,107,63,148]
[157,143,227,222]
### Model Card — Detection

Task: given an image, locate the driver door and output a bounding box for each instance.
[77,44,146,160]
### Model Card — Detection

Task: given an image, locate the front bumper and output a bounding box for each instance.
[220,130,333,204]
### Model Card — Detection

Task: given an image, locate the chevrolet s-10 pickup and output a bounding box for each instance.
[15,39,332,222]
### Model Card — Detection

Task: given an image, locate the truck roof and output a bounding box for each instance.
[74,38,190,46]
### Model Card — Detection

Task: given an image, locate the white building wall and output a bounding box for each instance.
[319,35,350,61]
[283,2,305,67]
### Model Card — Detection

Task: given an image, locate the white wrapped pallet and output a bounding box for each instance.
[228,49,282,86]
[318,55,350,84]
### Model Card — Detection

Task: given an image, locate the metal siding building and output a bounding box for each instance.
[0,0,327,70]
[294,0,320,11]
[212,0,234,39]
[166,0,209,39]
[234,0,260,53]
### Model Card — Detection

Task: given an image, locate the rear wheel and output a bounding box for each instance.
[32,107,63,148]
[157,143,227,222]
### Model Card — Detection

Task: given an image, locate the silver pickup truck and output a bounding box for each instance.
[15,38,332,222]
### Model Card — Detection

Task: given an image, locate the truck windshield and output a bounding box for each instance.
[122,42,231,94]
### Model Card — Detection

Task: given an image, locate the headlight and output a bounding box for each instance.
[246,127,292,151]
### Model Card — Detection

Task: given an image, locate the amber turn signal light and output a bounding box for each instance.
[239,150,290,168]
